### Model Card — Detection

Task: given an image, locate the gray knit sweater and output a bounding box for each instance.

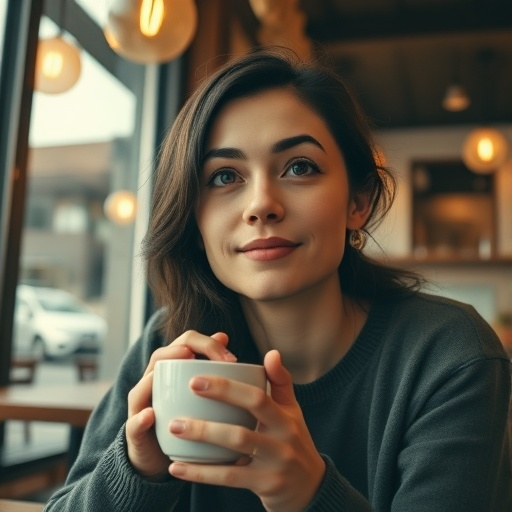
[44,293,511,511]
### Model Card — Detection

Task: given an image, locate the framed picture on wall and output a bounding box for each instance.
[411,160,496,260]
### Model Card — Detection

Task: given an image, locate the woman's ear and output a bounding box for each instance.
[346,193,372,230]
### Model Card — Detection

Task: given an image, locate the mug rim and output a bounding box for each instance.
[154,359,264,370]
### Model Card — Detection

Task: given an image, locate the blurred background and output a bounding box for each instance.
[0,0,511,502]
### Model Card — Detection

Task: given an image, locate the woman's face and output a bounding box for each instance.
[196,88,368,303]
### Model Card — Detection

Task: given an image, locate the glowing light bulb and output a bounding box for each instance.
[442,84,470,112]
[105,0,198,64]
[140,0,164,37]
[42,51,64,79]
[35,36,81,94]
[462,128,510,174]
[104,190,137,225]
[476,138,494,162]
[117,198,136,220]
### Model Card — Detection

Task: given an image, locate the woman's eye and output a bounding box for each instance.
[285,159,319,177]
[208,170,240,187]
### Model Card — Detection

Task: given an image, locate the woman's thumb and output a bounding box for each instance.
[264,350,296,406]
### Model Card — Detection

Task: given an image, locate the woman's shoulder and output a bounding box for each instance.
[383,291,508,362]
[403,290,487,319]
[143,307,167,340]
[121,308,167,368]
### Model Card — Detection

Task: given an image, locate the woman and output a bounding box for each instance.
[45,48,511,511]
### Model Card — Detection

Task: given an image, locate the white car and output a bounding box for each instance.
[14,285,107,359]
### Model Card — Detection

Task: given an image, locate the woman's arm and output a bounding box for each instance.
[304,455,371,512]
[392,357,511,512]
[44,313,187,512]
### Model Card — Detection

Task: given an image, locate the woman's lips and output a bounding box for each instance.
[238,237,300,261]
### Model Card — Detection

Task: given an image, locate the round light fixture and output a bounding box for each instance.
[442,84,470,112]
[104,190,137,225]
[462,127,510,174]
[34,36,81,94]
[104,0,198,64]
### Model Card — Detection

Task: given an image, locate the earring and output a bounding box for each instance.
[349,229,367,251]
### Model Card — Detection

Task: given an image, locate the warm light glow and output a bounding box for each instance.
[117,198,136,219]
[35,37,81,94]
[105,0,197,64]
[462,127,510,174]
[442,84,470,112]
[476,138,494,162]
[103,26,120,50]
[140,0,164,37]
[104,190,137,225]
[42,51,64,79]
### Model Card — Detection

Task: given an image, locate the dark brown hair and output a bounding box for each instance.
[143,47,423,347]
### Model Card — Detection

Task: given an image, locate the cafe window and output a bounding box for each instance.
[9,2,154,377]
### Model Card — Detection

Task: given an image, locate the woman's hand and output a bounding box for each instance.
[125,331,237,481]
[168,350,326,512]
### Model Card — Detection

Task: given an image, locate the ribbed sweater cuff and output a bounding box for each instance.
[99,427,185,511]
[306,455,371,512]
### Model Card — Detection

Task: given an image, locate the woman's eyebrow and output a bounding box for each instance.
[271,134,325,153]
[203,147,246,163]
[202,134,325,164]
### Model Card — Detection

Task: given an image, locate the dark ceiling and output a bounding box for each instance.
[233,0,512,129]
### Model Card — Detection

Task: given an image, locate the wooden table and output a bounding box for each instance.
[0,380,112,467]
[0,380,111,427]
[0,499,45,511]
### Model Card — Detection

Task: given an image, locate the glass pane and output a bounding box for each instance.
[31,17,135,145]
[75,0,107,27]
[13,13,142,377]
[7,2,148,460]
[0,0,6,59]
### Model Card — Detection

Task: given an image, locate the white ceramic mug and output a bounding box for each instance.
[153,359,267,463]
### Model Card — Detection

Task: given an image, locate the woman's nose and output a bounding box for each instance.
[242,179,284,224]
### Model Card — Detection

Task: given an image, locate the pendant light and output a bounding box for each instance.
[442,84,470,112]
[34,0,81,94]
[462,127,509,174]
[249,0,312,61]
[461,49,509,174]
[104,190,137,225]
[442,52,470,112]
[104,0,198,64]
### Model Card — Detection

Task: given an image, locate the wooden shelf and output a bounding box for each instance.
[380,256,512,267]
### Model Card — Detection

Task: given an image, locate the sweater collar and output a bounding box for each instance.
[293,297,393,405]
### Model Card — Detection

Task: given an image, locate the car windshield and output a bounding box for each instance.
[34,289,88,313]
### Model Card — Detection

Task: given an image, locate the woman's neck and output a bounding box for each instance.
[240,274,368,384]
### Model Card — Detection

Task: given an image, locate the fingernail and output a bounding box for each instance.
[170,462,186,477]
[190,377,209,391]
[170,419,186,434]
[224,349,237,362]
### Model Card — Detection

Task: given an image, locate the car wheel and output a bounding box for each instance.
[32,336,46,360]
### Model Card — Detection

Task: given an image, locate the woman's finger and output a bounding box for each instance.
[127,370,155,417]
[169,460,258,489]
[188,373,293,430]
[169,418,276,460]
[144,331,237,376]
[264,350,297,406]
[143,344,195,377]
[126,406,171,480]
[126,406,155,440]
